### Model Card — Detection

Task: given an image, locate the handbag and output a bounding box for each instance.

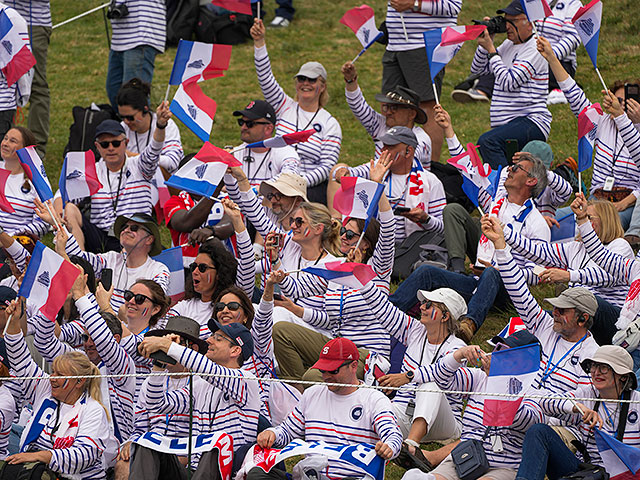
[451,428,491,480]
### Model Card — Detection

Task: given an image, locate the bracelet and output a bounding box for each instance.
[345,76,358,84]
[156,123,167,130]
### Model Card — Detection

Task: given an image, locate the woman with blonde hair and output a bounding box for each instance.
[4,306,115,479]
[501,198,633,344]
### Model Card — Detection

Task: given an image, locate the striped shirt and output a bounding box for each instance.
[431,353,545,469]
[0,165,49,236]
[233,144,300,187]
[5,332,111,479]
[494,247,599,394]
[110,0,166,53]
[0,5,29,109]
[560,77,640,196]
[504,227,633,306]
[0,384,16,458]
[254,45,342,187]
[32,294,136,442]
[269,384,402,478]
[120,332,153,400]
[540,386,640,464]
[345,86,432,169]
[360,282,466,416]
[123,116,183,173]
[535,0,583,67]
[9,0,51,27]
[471,37,552,138]
[65,233,170,313]
[385,0,462,52]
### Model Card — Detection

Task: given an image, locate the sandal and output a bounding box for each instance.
[405,445,434,473]
[392,444,415,470]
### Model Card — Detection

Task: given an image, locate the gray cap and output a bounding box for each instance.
[378,126,418,149]
[545,287,598,317]
[293,61,327,81]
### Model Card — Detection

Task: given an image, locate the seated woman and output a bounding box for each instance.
[517,345,639,480]
[4,306,114,479]
[0,126,48,237]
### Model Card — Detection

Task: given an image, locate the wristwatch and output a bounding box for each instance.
[488,52,499,60]
[404,370,415,381]
[412,0,421,12]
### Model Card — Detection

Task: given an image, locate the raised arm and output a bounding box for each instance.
[137,102,171,181]
[342,63,385,138]
[223,198,255,298]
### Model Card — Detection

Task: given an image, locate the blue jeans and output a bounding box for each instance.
[592,295,621,345]
[389,265,509,328]
[556,200,633,230]
[106,45,158,108]
[478,116,546,170]
[516,423,581,480]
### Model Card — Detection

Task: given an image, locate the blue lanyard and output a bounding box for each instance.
[539,333,588,385]
[140,325,150,335]
[601,401,618,428]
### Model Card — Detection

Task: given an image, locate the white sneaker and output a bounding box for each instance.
[547,88,568,105]
[269,16,291,28]
[451,87,489,103]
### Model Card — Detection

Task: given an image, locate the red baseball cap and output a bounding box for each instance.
[312,337,359,371]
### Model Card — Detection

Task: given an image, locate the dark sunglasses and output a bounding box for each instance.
[98,140,123,148]
[266,192,283,202]
[214,301,243,313]
[119,113,137,122]
[296,75,318,84]
[124,290,154,305]
[340,227,359,240]
[289,216,305,228]
[122,223,141,233]
[319,360,353,375]
[237,119,271,128]
[189,262,216,273]
[511,162,533,177]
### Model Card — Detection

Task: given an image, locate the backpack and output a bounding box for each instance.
[166,0,199,46]
[0,461,60,480]
[64,103,118,158]
[195,7,253,45]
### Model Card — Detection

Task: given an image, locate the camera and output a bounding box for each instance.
[107,0,129,19]
[472,16,508,35]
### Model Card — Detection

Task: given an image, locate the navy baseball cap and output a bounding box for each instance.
[233,100,276,125]
[0,287,16,308]
[497,0,525,15]
[95,119,125,139]
[207,320,254,365]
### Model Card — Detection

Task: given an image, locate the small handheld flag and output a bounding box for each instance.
[210,0,252,15]
[168,40,231,85]
[333,176,384,230]
[519,0,552,22]
[17,146,53,202]
[152,247,185,304]
[340,5,383,63]
[170,80,217,142]
[572,0,602,70]
[594,428,640,480]
[577,102,602,173]
[0,9,36,86]
[242,129,316,150]
[59,151,103,204]
[0,169,15,213]
[447,143,495,211]
[301,261,377,289]
[550,213,576,243]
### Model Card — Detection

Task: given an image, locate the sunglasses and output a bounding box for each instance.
[266,192,283,202]
[319,360,353,375]
[296,75,318,84]
[214,301,243,313]
[340,227,359,240]
[119,113,137,122]
[381,103,408,113]
[189,262,216,273]
[121,223,142,233]
[289,216,305,228]
[98,140,123,148]
[421,300,447,313]
[511,162,533,177]
[237,118,271,128]
[123,290,154,305]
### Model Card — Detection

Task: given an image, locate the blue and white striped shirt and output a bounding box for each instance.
[0,165,49,236]
[110,0,166,53]
[8,0,50,27]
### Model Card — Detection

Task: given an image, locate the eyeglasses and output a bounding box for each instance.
[189,262,216,273]
[340,227,359,240]
[123,290,154,305]
[121,223,141,233]
[296,75,318,84]
[266,192,283,202]
[237,119,271,128]
[589,362,611,375]
[212,332,239,346]
[214,301,243,313]
[98,140,123,148]
[319,360,353,375]
[381,103,408,114]
[119,113,137,122]
[289,216,305,228]
[511,162,533,177]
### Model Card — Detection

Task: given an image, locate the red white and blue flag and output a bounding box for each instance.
[169,40,232,85]
[0,169,15,213]
[483,343,540,426]
[0,9,36,86]
[595,429,640,480]
[17,146,53,201]
[171,80,218,142]
[59,151,103,204]
[18,242,80,321]
[424,25,486,81]
[245,129,316,149]
[519,0,552,22]
[493,317,526,342]
[210,0,253,15]
[447,143,497,207]
[302,261,377,289]
[550,212,576,243]
[165,142,241,198]
[572,0,602,69]
[152,247,185,304]
[333,176,384,229]
[340,5,382,48]
[577,102,602,172]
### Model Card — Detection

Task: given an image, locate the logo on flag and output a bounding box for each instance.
[195,163,207,179]
[169,41,231,85]
[578,18,594,35]
[356,189,369,209]
[188,104,198,120]
[37,271,50,287]
[2,40,10,55]
[188,59,204,69]
[170,81,217,142]
[572,0,602,68]
[340,5,382,49]
[508,377,523,395]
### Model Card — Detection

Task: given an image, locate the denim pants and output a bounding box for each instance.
[388,264,510,328]
[516,424,581,480]
[478,116,546,170]
[106,45,158,108]
[556,199,633,230]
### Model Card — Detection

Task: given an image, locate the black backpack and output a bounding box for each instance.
[64,103,118,158]
[166,0,199,45]
[195,7,253,45]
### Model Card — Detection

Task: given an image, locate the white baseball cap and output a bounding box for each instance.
[417,288,467,321]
